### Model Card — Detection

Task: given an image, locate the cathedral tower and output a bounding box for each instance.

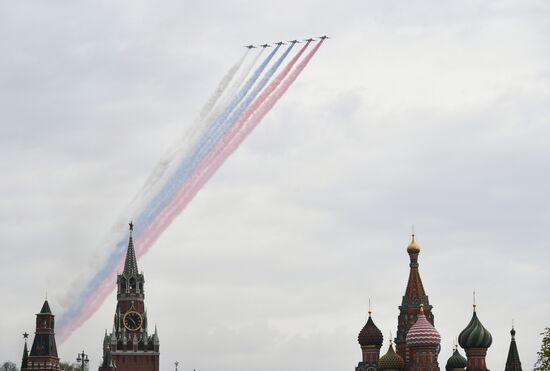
[355,309,384,371]
[21,300,60,371]
[458,305,492,371]
[99,222,160,371]
[405,305,441,371]
[504,327,522,371]
[395,235,434,363]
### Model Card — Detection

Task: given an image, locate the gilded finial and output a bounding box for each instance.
[473,291,476,312]
[368,298,372,316]
[389,330,393,344]
[407,232,421,253]
[419,303,424,313]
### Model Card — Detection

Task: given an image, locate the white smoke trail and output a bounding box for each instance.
[128,49,265,221]
[129,50,251,211]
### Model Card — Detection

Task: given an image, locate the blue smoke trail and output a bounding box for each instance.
[58,46,285,330]
[137,44,294,231]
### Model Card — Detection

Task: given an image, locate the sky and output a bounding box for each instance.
[1,0,549,370]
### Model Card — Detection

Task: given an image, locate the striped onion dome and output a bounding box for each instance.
[358,313,383,346]
[406,306,441,347]
[378,342,405,370]
[458,307,492,349]
[445,347,467,370]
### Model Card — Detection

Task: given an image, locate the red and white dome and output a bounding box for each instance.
[406,307,441,347]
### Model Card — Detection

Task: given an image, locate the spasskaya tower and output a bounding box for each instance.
[98,222,160,371]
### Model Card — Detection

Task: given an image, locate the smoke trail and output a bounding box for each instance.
[143,49,265,211]
[57,51,254,341]
[135,43,311,251]
[57,48,279,341]
[130,50,250,212]
[134,45,284,229]
[136,41,322,260]
[58,41,324,343]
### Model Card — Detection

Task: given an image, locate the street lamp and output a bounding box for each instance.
[175,361,179,370]
[76,350,89,371]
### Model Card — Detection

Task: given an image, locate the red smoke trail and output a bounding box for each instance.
[135,40,323,258]
[60,41,323,343]
[58,263,122,342]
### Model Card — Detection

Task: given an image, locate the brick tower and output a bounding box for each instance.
[395,235,434,364]
[21,300,61,370]
[405,305,441,371]
[355,309,384,371]
[98,222,160,371]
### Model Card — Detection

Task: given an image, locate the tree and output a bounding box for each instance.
[0,362,18,371]
[535,327,550,371]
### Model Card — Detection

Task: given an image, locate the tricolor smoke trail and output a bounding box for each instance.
[57,40,325,342]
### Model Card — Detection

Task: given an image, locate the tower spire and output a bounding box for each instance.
[123,221,139,277]
[21,332,29,370]
[395,234,434,361]
[22,300,60,371]
[504,326,522,371]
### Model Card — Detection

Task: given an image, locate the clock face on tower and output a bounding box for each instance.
[123,310,143,331]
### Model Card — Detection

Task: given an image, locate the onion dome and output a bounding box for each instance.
[458,306,492,349]
[379,341,405,370]
[406,305,441,347]
[358,312,383,347]
[407,234,421,254]
[446,347,467,370]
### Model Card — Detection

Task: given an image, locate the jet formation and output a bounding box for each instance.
[244,36,329,49]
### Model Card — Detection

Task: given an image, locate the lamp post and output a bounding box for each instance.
[76,350,89,371]
[175,361,179,370]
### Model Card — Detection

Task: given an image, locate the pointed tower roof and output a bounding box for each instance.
[403,234,428,306]
[123,221,139,277]
[40,300,52,314]
[505,327,522,371]
[21,332,29,369]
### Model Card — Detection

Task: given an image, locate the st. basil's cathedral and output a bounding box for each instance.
[354,235,523,371]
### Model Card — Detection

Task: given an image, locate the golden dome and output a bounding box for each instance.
[407,234,421,254]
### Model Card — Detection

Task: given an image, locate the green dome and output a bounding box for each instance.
[445,348,467,370]
[378,343,405,370]
[458,309,492,349]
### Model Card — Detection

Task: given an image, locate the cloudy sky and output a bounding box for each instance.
[1,0,549,370]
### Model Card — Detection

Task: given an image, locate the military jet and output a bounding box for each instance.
[260,44,271,48]
[244,44,256,49]
[304,38,316,42]
[288,40,301,44]
[274,41,286,46]
[319,35,330,40]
